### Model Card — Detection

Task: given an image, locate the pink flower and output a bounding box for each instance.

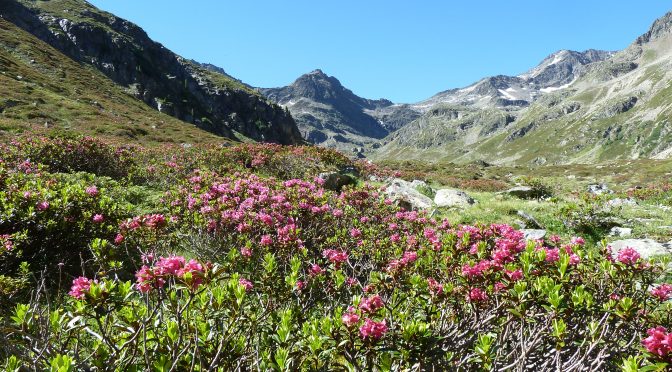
[240,247,252,258]
[239,278,253,291]
[85,186,99,197]
[570,236,585,246]
[359,319,387,340]
[92,214,104,223]
[616,247,641,265]
[569,254,581,265]
[350,228,362,238]
[332,209,344,217]
[1,235,13,252]
[69,277,94,299]
[135,265,166,292]
[468,288,488,302]
[36,201,49,211]
[505,269,523,282]
[296,280,306,291]
[494,282,507,292]
[402,251,417,263]
[650,284,672,302]
[309,264,324,276]
[342,309,360,328]
[113,234,125,245]
[642,326,672,359]
[260,235,273,246]
[359,294,384,314]
[323,249,348,265]
[545,248,560,263]
[155,256,185,275]
[427,278,443,296]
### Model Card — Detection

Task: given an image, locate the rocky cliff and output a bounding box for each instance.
[0,0,303,144]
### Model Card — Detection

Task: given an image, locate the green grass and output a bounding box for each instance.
[0,18,224,146]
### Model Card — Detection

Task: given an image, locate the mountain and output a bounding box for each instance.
[0,0,303,145]
[0,17,222,144]
[261,49,612,154]
[261,70,419,152]
[375,11,672,165]
[414,49,614,111]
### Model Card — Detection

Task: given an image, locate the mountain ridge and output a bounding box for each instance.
[0,0,303,144]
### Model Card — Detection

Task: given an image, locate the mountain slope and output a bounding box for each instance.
[0,0,303,145]
[0,17,222,144]
[375,11,672,165]
[415,49,613,111]
[262,70,419,152]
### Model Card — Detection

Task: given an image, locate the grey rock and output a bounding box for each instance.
[410,180,428,189]
[521,229,547,240]
[588,184,612,195]
[606,198,637,207]
[609,239,672,259]
[609,227,633,237]
[384,179,434,211]
[434,189,475,208]
[501,186,535,199]
[517,210,543,229]
[318,172,356,192]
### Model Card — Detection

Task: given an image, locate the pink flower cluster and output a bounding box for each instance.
[616,247,641,266]
[323,249,349,266]
[85,185,99,197]
[135,255,208,292]
[69,276,95,299]
[427,278,444,296]
[342,307,360,327]
[120,214,167,231]
[239,278,254,291]
[359,294,384,314]
[642,327,672,361]
[0,235,13,252]
[468,288,488,303]
[386,251,418,273]
[650,284,672,302]
[359,319,388,341]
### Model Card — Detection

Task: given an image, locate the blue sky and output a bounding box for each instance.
[88,0,670,103]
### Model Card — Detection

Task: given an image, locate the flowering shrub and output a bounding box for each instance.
[0,136,671,370]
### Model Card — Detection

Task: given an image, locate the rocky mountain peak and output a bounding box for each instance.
[636,11,672,44]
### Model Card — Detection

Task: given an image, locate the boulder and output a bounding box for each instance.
[521,229,547,240]
[384,179,434,211]
[608,239,672,259]
[609,227,632,237]
[517,210,543,229]
[588,184,612,195]
[606,198,637,207]
[410,180,429,189]
[434,189,475,208]
[501,186,535,199]
[318,172,356,192]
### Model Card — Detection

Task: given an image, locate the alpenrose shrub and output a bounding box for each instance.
[0,159,134,287]
[4,171,672,371]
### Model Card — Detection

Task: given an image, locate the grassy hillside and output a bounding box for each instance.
[0,18,222,144]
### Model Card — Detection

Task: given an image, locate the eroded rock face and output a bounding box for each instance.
[384,179,434,211]
[434,189,475,208]
[2,0,303,144]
